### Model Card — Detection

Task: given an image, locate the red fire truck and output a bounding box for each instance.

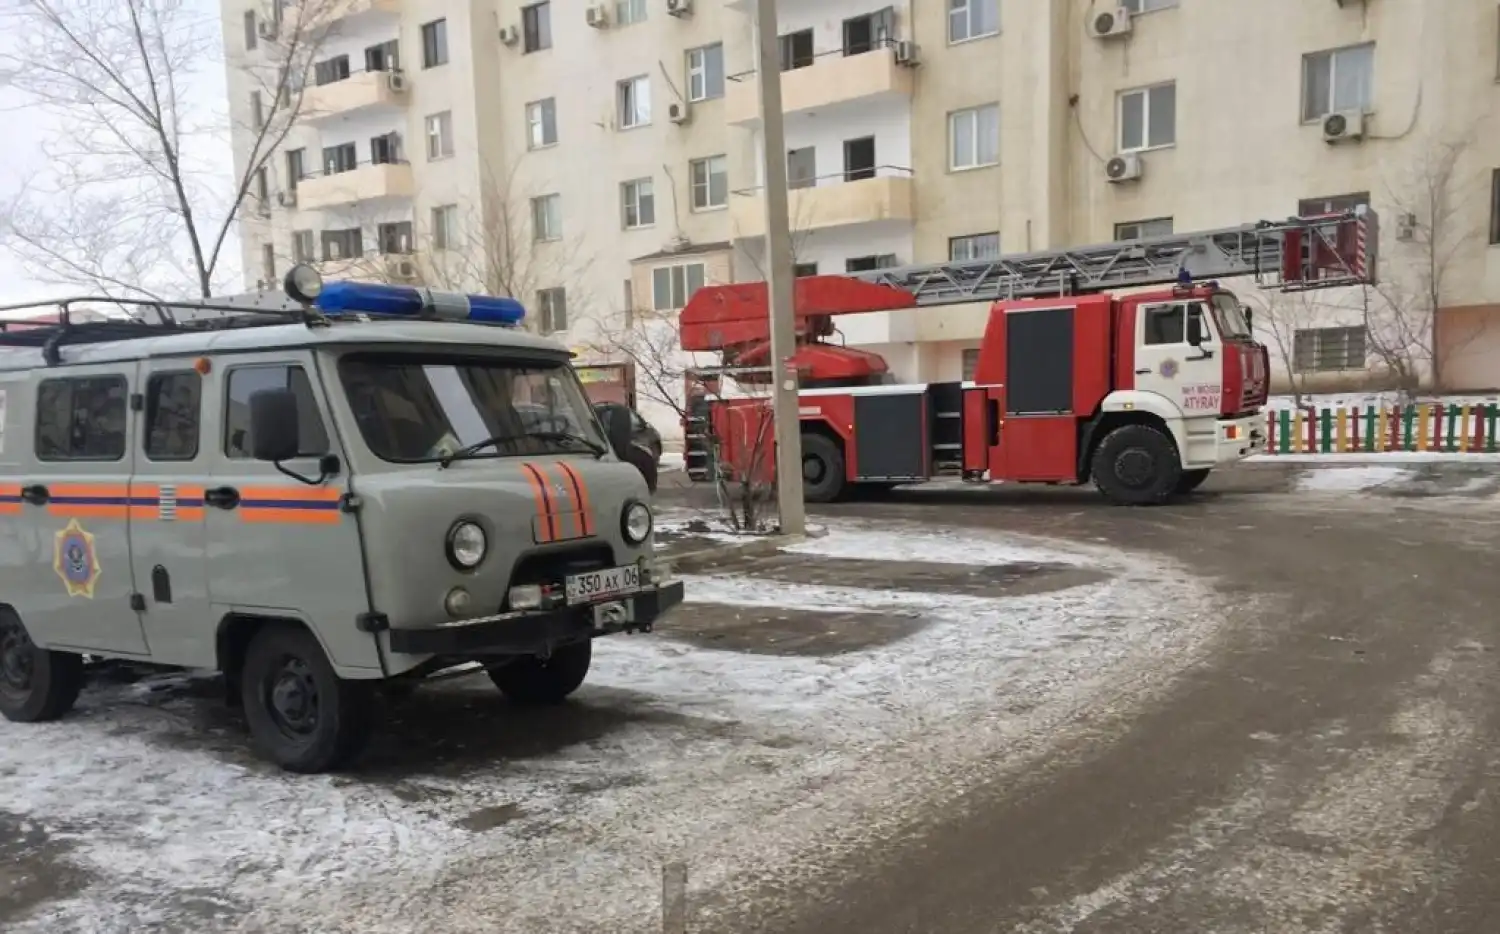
[680,207,1379,505]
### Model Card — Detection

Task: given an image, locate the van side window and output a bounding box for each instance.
[224,364,329,459]
[35,376,128,461]
[144,371,202,461]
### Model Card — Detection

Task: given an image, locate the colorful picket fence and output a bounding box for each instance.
[1264,403,1500,455]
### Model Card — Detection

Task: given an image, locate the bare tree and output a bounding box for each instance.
[0,0,330,298]
[1247,289,1321,406]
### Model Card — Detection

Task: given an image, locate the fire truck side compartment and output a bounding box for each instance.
[851,391,929,481]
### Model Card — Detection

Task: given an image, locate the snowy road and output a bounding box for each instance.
[0,517,1225,933]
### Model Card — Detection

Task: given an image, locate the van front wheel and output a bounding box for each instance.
[241,623,373,773]
[488,640,592,705]
[0,609,84,723]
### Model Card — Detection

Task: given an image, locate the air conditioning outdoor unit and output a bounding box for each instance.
[668,102,690,124]
[1087,7,1133,39]
[386,71,408,92]
[894,40,919,66]
[391,258,417,279]
[585,4,608,27]
[499,24,520,45]
[1104,152,1143,183]
[1322,110,1366,143]
[276,189,297,208]
[666,0,692,18]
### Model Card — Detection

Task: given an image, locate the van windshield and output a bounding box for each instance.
[337,352,607,463]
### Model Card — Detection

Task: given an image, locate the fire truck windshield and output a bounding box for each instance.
[1210,292,1252,339]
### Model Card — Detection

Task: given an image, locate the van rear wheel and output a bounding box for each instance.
[0,609,84,723]
[488,640,592,705]
[240,623,373,773]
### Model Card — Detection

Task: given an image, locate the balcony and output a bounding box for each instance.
[301,0,401,29]
[316,252,419,282]
[726,45,914,126]
[302,70,408,123]
[296,162,414,211]
[730,169,914,239]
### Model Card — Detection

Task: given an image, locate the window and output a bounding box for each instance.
[254,167,270,204]
[687,44,724,101]
[949,104,1000,169]
[432,204,458,250]
[948,0,999,43]
[652,263,705,310]
[1491,170,1500,245]
[1297,192,1369,216]
[261,242,275,283]
[780,29,814,71]
[425,111,453,159]
[421,19,448,68]
[690,155,728,210]
[961,348,981,381]
[225,365,328,459]
[846,255,897,272]
[843,136,876,181]
[523,3,552,53]
[36,376,128,461]
[616,0,645,26]
[284,148,304,189]
[244,10,258,51]
[322,142,356,175]
[622,178,655,228]
[314,55,350,86]
[950,233,1000,261]
[532,193,562,241]
[1121,0,1177,11]
[369,132,401,165]
[322,228,362,261]
[1142,302,1207,345]
[526,98,557,148]
[618,76,651,128]
[1293,326,1367,372]
[793,262,819,277]
[843,8,894,56]
[292,229,314,262]
[364,40,399,72]
[1302,43,1374,122]
[250,91,264,130]
[1118,82,1176,151]
[788,146,816,189]
[1115,217,1174,240]
[378,221,413,254]
[144,372,202,461]
[538,287,568,333]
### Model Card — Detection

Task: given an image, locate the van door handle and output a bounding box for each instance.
[19,484,48,505]
[204,487,240,509]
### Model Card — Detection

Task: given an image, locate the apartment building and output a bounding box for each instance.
[223,0,1500,441]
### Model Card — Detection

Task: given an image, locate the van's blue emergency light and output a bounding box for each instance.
[283,264,525,327]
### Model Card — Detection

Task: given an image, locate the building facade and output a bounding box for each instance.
[222,0,1500,442]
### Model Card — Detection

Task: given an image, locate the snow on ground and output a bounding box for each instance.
[1292,465,1413,492]
[1265,392,1500,411]
[1249,451,1500,464]
[659,451,685,472]
[1,518,1230,934]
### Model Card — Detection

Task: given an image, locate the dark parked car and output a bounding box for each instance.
[593,404,662,493]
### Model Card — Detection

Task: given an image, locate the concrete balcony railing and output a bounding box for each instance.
[729,168,914,239]
[726,44,914,126]
[296,162,415,211]
[301,69,408,123]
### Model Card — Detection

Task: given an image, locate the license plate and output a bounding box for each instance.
[566,564,642,605]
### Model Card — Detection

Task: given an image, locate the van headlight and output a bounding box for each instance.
[621,500,652,545]
[446,520,487,569]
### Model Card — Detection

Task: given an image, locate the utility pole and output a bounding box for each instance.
[751,0,806,536]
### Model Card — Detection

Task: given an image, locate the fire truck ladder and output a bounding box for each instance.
[849,206,1380,306]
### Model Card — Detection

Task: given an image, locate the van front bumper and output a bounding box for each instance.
[387,581,685,657]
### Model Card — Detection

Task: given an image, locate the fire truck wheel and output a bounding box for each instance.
[1091,424,1182,506]
[488,640,592,705]
[1174,468,1211,495]
[801,433,847,503]
[0,609,84,723]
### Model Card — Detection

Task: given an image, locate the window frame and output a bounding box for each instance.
[1120,0,1178,13]
[948,0,999,44]
[1292,325,1368,373]
[1301,42,1375,124]
[1114,217,1174,240]
[522,2,553,53]
[531,193,562,242]
[621,177,656,229]
[949,232,1000,262]
[537,286,568,333]
[615,0,646,26]
[143,370,203,463]
[432,204,458,250]
[651,262,706,311]
[686,43,724,102]
[34,374,130,463]
[618,75,651,129]
[223,363,330,460]
[689,155,728,211]
[526,97,557,149]
[948,103,1000,170]
[425,111,454,160]
[1490,169,1500,246]
[420,19,449,69]
[1117,81,1176,153]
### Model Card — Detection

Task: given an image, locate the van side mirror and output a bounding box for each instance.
[594,402,634,461]
[248,388,301,462]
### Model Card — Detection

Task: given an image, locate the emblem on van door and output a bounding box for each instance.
[53,518,101,599]
[1159,358,1180,379]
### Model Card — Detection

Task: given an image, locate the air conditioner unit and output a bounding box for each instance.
[276,189,297,208]
[1322,110,1366,143]
[668,101,690,124]
[894,40,919,66]
[386,70,408,92]
[585,4,608,27]
[1104,152,1143,183]
[1395,211,1417,241]
[390,258,417,279]
[499,24,520,45]
[257,19,277,40]
[666,0,692,17]
[1087,7,1133,39]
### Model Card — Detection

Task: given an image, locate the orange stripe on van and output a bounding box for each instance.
[46,483,132,520]
[0,482,21,516]
[519,462,557,543]
[237,486,343,525]
[555,462,594,537]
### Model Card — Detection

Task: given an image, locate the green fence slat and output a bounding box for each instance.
[1403,406,1415,451]
[1364,406,1376,452]
[1279,409,1291,453]
[1319,408,1332,453]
